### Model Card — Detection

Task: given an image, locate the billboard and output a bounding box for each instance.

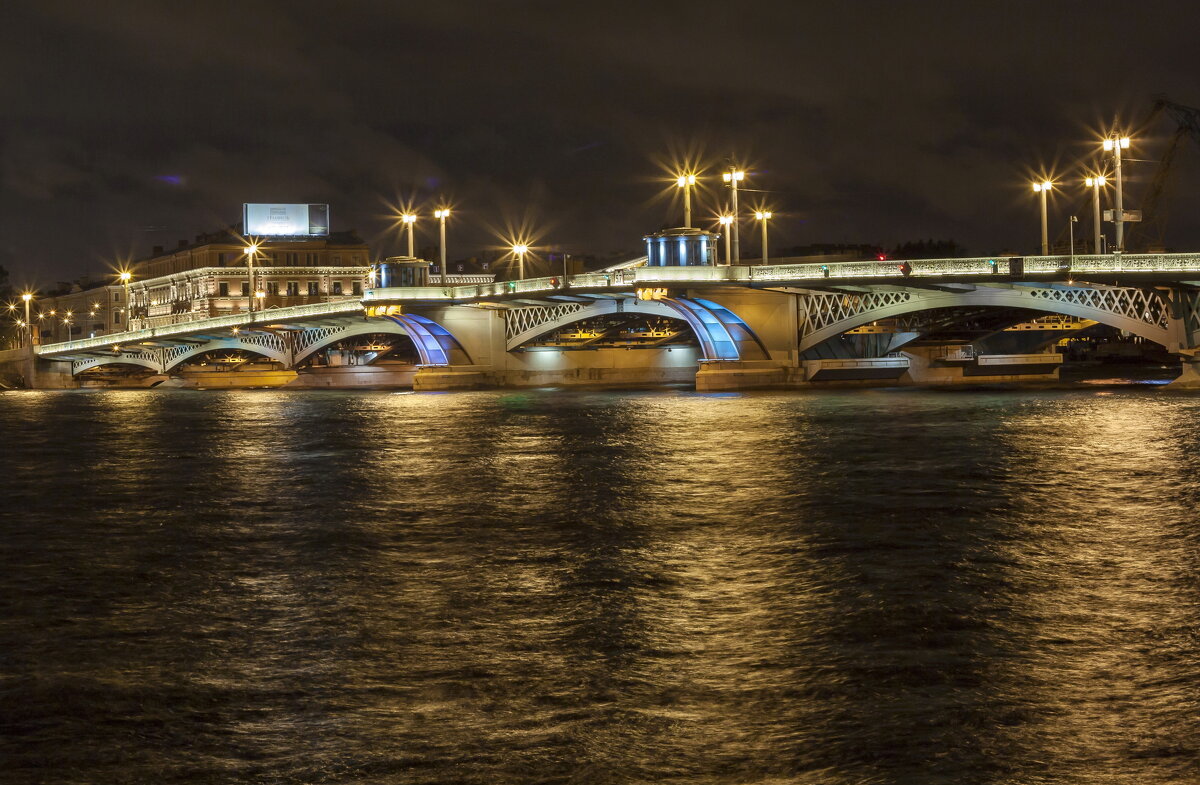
[243,203,330,236]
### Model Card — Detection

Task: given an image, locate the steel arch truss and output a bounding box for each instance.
[161,333,292,372]
[291,319,425,366]
[72,348,163,375]
[504,297,767,360]
[797,285,1175,352]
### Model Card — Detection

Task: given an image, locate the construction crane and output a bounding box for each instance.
[1127,96,1200,251]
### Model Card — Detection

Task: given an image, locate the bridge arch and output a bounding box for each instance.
[291,319,425,367]
[162,334,292,372]
[798,286,1173,353]
[505,298,767,360]
[73,353,162,376]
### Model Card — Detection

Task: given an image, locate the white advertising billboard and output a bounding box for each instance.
[243,203,330,236]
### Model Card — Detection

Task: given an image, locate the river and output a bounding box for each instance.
[2,386,1199,783]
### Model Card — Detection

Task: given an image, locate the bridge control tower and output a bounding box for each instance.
[376,256,432,287]
[643,227,719,266]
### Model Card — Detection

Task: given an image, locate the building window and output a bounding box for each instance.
[265,281,279,295]
[352,280,362,295]
[219,282,229,296]
[240,282,250,296]
[307,281,318,295]
[286,281,299,296]
[333,255,341,265]
[113,312,121,324]
[332,281,343,295]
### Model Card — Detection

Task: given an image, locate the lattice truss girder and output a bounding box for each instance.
[799,286,1172,339]
[505,303,586,341]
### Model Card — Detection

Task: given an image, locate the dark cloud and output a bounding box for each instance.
[4,0,1200,284]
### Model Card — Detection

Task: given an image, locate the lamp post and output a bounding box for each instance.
[401,213,417,257]
[1032,181,1052,255]
[244,243,259,313]
[512,244,529,280]
[717,215,734,265]
[1103,134,1130,252]
[21,293,32,346]
[1085,176,1107,254]
[676,174,697,228]
[434,208,450,285]
[722,168,745,263]
[118,271,133,329]
[1068,215,1078,264]
[754,211,773,266]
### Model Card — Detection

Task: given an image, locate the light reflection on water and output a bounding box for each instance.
[2,388,1200,784]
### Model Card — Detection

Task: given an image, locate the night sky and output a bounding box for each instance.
[6,0,1200,285]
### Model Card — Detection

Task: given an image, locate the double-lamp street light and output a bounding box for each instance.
[512,244,529,280]
[754,211,773,266]
[401,213,417,257]
[1085,175,1107,254]
[21,293,33,346]
[676,174,697,228]
[119,271,133,328]
[1102,134,1131,252]
[434,208,451,285]
[722,168,745,262]
[717,215,734,265]
[1032,181,1053,255]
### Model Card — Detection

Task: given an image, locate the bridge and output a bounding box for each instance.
[10,252,1200,390]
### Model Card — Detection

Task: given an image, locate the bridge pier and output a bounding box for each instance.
[1168,357,1200,388]
[694,360,790,391]
[900,346,1062,386]
[413,366,491,390]
[0,346,78,389]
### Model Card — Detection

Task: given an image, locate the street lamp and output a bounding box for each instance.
[754,211,773,266]
[434,208,450,285]
[243,244,258,313]
[401,213,417,257]
[1102,134,1131,252]
[721,168,745,263]
[1032,181,1053,255]
[118,271,133,329]
[512,244,529,280]
[717,215,734,265]
[21,293,32,346]
[1085,175,1107,254]
[1068,215,1078,263]
[676,174,697,228]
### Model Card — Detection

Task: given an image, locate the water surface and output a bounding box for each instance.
[2,388,1199,784]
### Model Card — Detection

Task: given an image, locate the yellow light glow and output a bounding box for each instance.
[119,271,132,282]
[401,213,416,224]
[1120,137,1130,148]
[21,293,32,302]
[755,211,772,220]
[1103,139,1114,151]
[434,208,450,219]
[255,290,266,298]
[718,215,734,225]
[512,244,528,255]
[245,244,258,256]
[676,174,696,187]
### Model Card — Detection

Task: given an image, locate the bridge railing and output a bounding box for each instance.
[38,299,365,356]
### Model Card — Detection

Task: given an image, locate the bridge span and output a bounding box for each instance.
[10,252,1200,390]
